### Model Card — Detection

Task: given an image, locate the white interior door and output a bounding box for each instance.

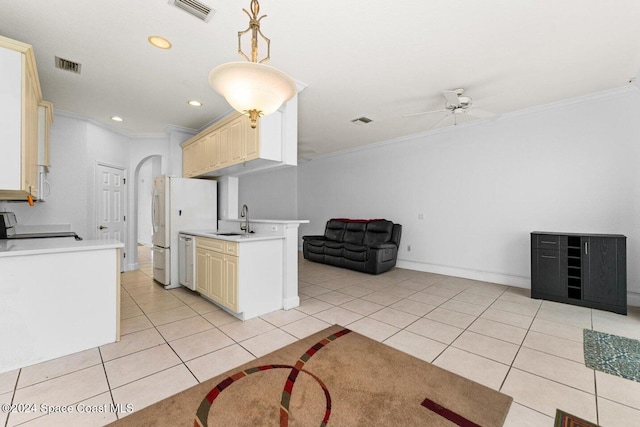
[96,163,126,270]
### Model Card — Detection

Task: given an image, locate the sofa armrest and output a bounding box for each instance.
[368,242,397,250]
[302,235,327,241]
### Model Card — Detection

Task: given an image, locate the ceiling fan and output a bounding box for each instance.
[404,89,496,128]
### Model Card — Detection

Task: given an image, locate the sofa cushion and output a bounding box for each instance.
[343,222,366,244]
[325,254,345,267]
[324,220,346,241]
[306,238,327,247]
[364,220,394,245]
[344,243,367,262]
[306,241,325,255]
[325,240,344,257]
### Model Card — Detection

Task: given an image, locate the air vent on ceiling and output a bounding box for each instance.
[351,116,373,125]
[168,0,215,22]
[55,56,82,74]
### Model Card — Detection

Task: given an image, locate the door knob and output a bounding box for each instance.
[99,225,108,230]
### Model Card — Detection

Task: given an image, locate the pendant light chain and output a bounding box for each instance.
[237,0,271,64]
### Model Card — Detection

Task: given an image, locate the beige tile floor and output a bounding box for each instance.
[2,246,640,426]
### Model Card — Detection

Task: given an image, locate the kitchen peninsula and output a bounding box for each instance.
[182,218,308,320]
[0,238,123,374]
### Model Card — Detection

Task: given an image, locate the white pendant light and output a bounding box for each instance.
[209,0,296,128]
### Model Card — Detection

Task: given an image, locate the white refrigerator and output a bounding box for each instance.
[151,175,217,289]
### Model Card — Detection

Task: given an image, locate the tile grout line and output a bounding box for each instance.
[4,369,21,427]
[97,347,119,421]
[591,308,600,426]
[128,283,245,386]
[497,298,542,392]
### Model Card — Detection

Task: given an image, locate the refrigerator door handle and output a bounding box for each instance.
[152,189,159,232]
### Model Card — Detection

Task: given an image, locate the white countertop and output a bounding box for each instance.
[180,229,284,242]
[221,219,309,224]
[0,238,124,258]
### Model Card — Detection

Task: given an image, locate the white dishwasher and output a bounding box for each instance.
[178,234,196,290]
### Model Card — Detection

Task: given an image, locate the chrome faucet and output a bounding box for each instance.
[240,204,250,234]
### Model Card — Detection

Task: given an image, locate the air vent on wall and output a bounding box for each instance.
[168,0,215,22]
[55,56,82,74]
[351,116,373,125]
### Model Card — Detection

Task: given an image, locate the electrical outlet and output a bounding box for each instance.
[407,245,411,252]
[418,213,424,220]
[271,225,278,231]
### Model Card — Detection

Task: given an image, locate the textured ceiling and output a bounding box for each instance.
[1,0,639,158]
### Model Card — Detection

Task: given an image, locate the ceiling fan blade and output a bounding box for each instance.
[442,90,461,107]
[429,114,451,130]
[465,108,497,119]
[402,109,448,118]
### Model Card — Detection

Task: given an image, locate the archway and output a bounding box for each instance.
[130,154,165,270]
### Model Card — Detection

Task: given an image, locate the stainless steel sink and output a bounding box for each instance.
[216,232,244,236]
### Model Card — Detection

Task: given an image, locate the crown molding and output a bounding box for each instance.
[164,124,198,136]
[54,110,167,139]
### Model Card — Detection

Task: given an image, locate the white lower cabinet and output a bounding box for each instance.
[193,235,283,320]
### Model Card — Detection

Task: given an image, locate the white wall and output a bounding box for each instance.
[85,120,130,244]
[298,87,640,294]
[137,160,153,245]
[238,166,298,219]
[5,115,90,236]
[4,112,187,271]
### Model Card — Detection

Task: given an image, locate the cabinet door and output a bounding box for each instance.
[208,251,225,304]
[229,116,244,164]
[206,131,220,170]
[244,118,259,161]
[182,143,196,177]
[531,249,567,298]
[195,247,209,295]
[219,126,230,168]
[224,255,239,312]
[583,237,624,307]
[195,139,207,175]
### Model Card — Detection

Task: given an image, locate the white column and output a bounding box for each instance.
[282,223,301,309]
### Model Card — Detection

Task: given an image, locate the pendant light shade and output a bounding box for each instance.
[209,61,296,126]
[208,0,296,128]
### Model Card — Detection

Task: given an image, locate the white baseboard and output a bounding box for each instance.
[397,260,640,308]
[396,259,530,288]
[628,292,640,308]
[125,262,139,272]
[283,296,300,310]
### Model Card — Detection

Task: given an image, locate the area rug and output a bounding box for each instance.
[109,325,513,426]
[554,409,599,427]
[583,329,640,382]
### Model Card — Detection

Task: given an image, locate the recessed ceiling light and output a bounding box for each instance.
[188,100,203,107]
[110,116,124,122]
[148,36,172,49]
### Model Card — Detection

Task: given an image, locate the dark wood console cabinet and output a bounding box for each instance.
[531,232,627,315]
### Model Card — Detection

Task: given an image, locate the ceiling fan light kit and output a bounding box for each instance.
[208,0,296,128]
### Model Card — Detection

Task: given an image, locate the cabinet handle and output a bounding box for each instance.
[541,240,556,244]
[584,242,588,255]
[540,255,557,259]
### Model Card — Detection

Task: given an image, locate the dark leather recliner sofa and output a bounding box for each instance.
[302,218,402,274]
